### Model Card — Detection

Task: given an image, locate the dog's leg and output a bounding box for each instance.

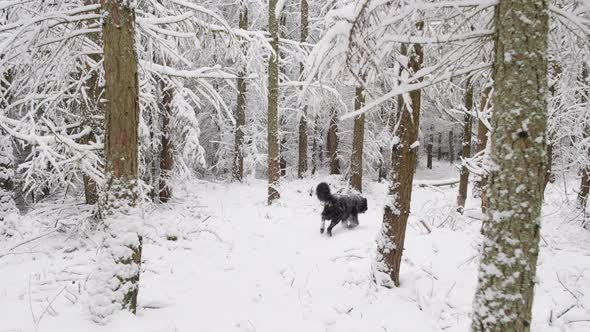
[320,218,326,234]
[327,218,340,237]
[349,213,359,228]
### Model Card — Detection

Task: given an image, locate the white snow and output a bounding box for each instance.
[1,161,590,331]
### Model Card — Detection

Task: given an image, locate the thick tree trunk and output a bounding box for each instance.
[449,130,455,164]
[232,3,248,182]
[350,85,366,192]
[297,0,309,179]
[375,36,423,288]
[327,107,340,174]
[471,0,549,330]
[101,0,142,313]
[457,79,473,212]
[158,78,174,203]
[267,0,281,204]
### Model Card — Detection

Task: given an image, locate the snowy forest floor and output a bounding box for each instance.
[1,161,590,332]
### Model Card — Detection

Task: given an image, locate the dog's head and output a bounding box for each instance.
[316,182,332,202]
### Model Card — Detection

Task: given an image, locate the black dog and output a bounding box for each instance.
[315,182,367,236]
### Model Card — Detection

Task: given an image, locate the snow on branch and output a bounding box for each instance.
[341,62,491,120]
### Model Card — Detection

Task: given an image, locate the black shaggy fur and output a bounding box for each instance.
[315,182,368,236]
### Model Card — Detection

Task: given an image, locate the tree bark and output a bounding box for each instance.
[232,3,248,182]
[158,78,174,203]
[427,135,433,169]
[311,114,319,175]
[449,130,455,164]
[81,0,103,205]
[576,66,589,208]
[437,132,442,160]
[375,35,423,288]
[297,0,309,179]
[473,86,491,205]
[350,85,366,192]
[267,0,281,204]
[471,0,549,329]
[457,79,473,212]
[101,0,142,313]
[327,106,340,174]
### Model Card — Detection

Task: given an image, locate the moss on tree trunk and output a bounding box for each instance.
[471,0,549,330]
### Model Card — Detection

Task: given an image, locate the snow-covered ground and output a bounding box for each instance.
[1,161,590,332]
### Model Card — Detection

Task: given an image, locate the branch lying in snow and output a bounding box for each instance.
[0,230,58,259]
[415,179,460,187]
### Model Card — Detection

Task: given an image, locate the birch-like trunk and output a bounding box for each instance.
[471,0,549,329]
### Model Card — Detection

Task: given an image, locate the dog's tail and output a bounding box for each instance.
[360,197,368,213]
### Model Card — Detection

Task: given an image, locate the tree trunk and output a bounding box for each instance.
[437,132,442,160]
[427,135,433,169]
[578,167,590,209]
[449,130,455,164]
[101,0,142,314]
[350,85,366,192]
[297,0,309,179]
[375,35,423,288]
[327,107,340,174]
[232,3,248,182]
[576,66,589,208]
[81,0,103,205]
[471,0,549,329]
[457,79,473,212]
[158,78,174,203]
[473,86,491,204]
[311,114,319,175]
[267,0,281,204]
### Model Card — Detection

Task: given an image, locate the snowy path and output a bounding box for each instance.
[139,178,441,332]
[1,168,590,331]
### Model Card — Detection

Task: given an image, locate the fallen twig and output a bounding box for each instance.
[556,272,580,301]
[419,220,432,234]
[416,179,459,187]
